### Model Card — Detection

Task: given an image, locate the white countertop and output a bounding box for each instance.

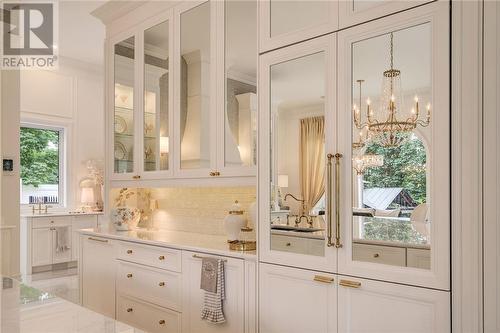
[21,211,103,218]
[1,277,141,333]
[78,227,257,260]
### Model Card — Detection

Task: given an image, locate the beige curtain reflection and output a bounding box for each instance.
[300,116,325,213]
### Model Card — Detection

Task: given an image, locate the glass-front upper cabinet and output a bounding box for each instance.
[143,18,172,177]
[113,36,136,177]
[221,0,257,176]
[259,36,337,273]
[175,1,215,177]
[337,2,449,290]
[259,0,338,52]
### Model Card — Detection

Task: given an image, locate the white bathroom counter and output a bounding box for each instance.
[78,227,257,260]
[21,211,103,218]
[0,276,141,333]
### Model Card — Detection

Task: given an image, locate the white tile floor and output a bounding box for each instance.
[20,268,80,304]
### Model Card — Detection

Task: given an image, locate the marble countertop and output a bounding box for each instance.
[1,277,141,333]
[21,211,103,218]
[78,227,257,260]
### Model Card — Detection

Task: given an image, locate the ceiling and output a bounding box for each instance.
[58,1,106,66]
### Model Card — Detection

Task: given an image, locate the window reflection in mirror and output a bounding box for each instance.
[144,20,169,172]
[225,0,257,168]
[351,23,431,269]
[180,2,211,169]
[114,37,135,173]
[270,52,326,257]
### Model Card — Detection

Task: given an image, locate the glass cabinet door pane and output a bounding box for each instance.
[114,37,135,173]
[351,23,432,269]
[270,51,326,257]
[270,1,329,37]
[144,20,169,172]
[225,0,257,168]
[180,2,211,170]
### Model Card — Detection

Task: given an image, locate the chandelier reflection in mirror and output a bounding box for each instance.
[353,32,431,148]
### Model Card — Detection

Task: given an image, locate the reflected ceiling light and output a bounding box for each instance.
[352,154,384,175]
[353,32,431,147]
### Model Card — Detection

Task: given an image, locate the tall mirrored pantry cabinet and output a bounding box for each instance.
[258,1,451,332]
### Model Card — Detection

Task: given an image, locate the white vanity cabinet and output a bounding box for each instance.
[182,251,245,333]
[105,0,257,186]
[80,235,117,318]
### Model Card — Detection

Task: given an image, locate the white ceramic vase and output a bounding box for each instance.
[224,201,247,241]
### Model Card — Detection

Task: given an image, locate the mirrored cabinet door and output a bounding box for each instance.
[113,36,136,176]
[142,18,172,177]
[259,36,337,273]
[259,0,338,53]
[221,0,257,175]
[337,2,450,290]
[175,1,215,177]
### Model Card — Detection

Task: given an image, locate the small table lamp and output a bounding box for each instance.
[79,178,95,212]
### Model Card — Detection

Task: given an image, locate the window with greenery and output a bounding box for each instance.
[20,126,63,205]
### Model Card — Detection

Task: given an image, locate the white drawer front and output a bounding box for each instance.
[352,243,406,266]
[117,261,182,311]
[117,294,181,333]
[31,216,69,229]
[271,234,307,253]
[407,248,431,269]
[118,241,181,272]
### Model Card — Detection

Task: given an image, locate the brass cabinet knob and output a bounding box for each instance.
[127,273,133,278]
[132,175,141,180]
[159,320,166,325]
[373,253,380,258]
[214,171,220,176]
[285,242,291,246]
[158,282,165,287]
[209,171,215,176]
[127,250,133,254]
[158,255,165,260]
[50,221,54,224]
[126,308,133,313]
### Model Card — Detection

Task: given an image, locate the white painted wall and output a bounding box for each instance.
[20,57,105,211]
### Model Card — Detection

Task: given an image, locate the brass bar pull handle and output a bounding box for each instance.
[339,279,361,288]
[334,153,343,248]
[326,154,334,247]
[132,175,141,180]
[88,237,108,243]
[313,275,334,284]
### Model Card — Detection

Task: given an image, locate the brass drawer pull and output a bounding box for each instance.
[88,237,108,243]
[373,253,380,258]
[127,249,133,254]
[339,279,361,288]
[132,175,141,180]
[158,282,165,287]
[126,308,133,313]
[158,255,165,260]
[313,275,334,284]
[159,320,166,325]
[127,273,133,278]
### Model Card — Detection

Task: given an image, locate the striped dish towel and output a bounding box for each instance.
[201,259,226,323]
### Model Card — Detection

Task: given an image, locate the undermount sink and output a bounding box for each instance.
[271,225,324,233]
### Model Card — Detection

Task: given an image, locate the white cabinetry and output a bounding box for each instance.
[259,263,336,333]
[182,251,245,333]
[32,227,53,267]
[71,215,98,260]
[337,275,450,332]
[80,235,116,318]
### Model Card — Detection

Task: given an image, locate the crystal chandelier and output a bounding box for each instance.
[353,32,431,147]
[352,154,384,175]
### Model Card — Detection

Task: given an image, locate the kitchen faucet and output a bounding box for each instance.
[284,193,313,228]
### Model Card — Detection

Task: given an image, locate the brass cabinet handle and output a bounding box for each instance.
[127,249,133,254]
[313,275,334,284]
[126,308,133,313]
[215,171,220,176]
[326,154,334,247]
[209,171,215,176]
[339,279,361,288]
[132,175,141,180]
[334,153,343,248]
[158,255,165,260]
[88,237,108,243]
[126,273,133,278]
[158,282,165,287]
[373,253,380,258]
[159,320,166,325]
